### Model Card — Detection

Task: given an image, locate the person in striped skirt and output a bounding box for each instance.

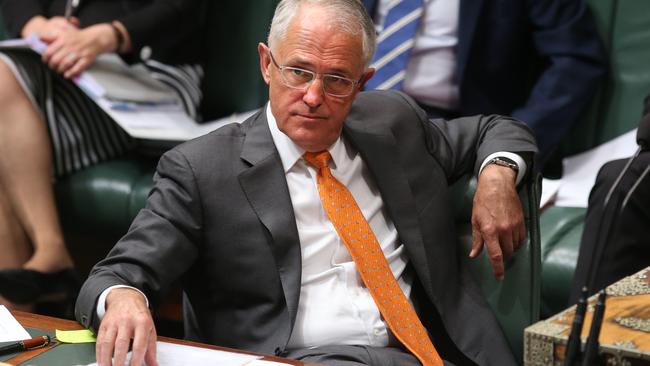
[0,0,204,312]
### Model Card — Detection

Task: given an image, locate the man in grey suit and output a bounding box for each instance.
[75,0,537,365]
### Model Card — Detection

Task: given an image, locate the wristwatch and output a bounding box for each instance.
[487,156,519,173]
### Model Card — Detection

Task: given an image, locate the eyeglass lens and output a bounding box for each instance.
[281,67,354,96]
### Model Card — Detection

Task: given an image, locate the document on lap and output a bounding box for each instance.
[0,37,257,141]
[82,341,262,366]
[0,306,30,342]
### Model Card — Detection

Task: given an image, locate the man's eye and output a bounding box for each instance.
[291,69,309,78]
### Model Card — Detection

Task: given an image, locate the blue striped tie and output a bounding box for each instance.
[366,0,424,90]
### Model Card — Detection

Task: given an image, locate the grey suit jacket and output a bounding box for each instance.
[76,90,537,365]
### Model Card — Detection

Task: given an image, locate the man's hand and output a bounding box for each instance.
[470,164,526,280]
[96,288,158,366]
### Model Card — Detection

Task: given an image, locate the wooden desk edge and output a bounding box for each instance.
[9,310,319,366]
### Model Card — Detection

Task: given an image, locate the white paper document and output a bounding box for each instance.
[554,129,637,208]
[84,341,261,366]
[0,305,31,342]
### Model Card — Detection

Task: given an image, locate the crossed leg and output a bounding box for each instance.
[0,58,73,309]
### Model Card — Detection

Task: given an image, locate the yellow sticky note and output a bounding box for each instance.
[56,329,97,343]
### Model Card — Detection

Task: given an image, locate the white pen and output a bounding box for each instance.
[64,0,81,20]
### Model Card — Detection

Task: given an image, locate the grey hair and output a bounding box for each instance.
[268,0,377,69]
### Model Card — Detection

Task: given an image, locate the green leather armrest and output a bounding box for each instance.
[453,175,542,363]
[539,206,586,317]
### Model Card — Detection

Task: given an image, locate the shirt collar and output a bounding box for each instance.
[266,103,346,173]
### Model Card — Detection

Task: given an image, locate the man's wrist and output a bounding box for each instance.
[97,285,149,320]
[479,152,527,185]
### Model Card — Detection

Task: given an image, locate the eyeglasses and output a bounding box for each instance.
[269,51,361,98]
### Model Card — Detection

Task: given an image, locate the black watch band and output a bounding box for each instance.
[487,157,519,172]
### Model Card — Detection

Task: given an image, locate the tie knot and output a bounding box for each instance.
[303,151,331,169]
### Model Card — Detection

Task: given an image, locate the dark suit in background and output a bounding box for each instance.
[569,96,650,303]
[76,91,537,365]
[362,0,606,164]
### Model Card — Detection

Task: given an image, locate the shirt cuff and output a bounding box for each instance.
[479,152,527,185]
[96,285,150,320]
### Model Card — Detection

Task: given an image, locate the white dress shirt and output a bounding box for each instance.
[376,0,461,110]
[267,106,413,349]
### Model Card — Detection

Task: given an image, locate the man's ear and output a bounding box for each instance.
[357,68,376,91]
[258,43,271,84]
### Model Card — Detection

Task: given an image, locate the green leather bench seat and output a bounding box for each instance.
[55,157,156,274]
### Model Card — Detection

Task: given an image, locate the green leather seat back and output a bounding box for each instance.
[452,175,541,363]
[200,0,279,120]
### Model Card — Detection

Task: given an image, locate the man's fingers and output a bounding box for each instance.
[112,325,133,366]
[469,224,483,258]
[128,317,154,366]
[128,333,146,366]
[500,229,514,260]
[144,327,159,366]
[517,222,526,250]
[485,237,505,281]
[96,326,117,366]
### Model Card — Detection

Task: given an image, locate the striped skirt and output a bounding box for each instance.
[0,48,202,178]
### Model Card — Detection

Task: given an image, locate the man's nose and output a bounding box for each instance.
[303,78,325,107]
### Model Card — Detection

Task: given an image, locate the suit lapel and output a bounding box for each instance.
[343,125,434,297]
[238,112,301,331]
[457,0,484,87]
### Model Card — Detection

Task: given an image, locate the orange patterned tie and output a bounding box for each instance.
[303,151,443,366]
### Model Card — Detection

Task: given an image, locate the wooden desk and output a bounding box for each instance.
[524,267,650,365]
[5,310,318,366]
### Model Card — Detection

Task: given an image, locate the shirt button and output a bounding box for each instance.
[373,328,382,336]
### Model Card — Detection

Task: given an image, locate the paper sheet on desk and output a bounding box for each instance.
[553,129,637,208]
[0,306,30,342]
[83,341,261,366]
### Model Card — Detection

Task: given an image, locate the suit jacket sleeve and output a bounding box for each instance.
[75,148,203,332]
[512,0,606,158]
[360,91,538,183]
[392,91,537,181]
[1,0,47,37]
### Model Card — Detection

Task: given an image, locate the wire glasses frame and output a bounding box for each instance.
[269,51,361,98]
